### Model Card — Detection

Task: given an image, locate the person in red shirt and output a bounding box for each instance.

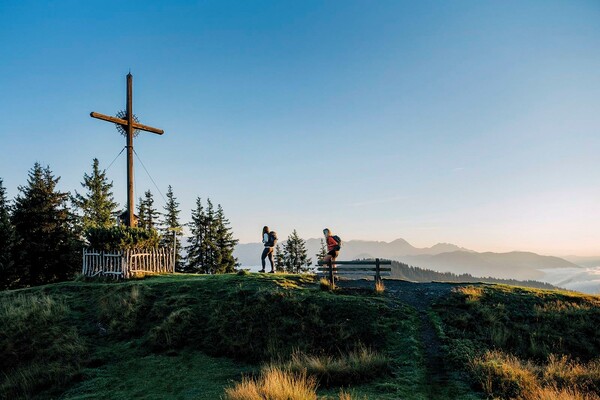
[322,228,340,269]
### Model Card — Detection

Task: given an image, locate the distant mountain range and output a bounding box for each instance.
[234,238,582,282]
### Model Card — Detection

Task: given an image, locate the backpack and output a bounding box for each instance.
[267,231,278,247]
[332,235,342,251]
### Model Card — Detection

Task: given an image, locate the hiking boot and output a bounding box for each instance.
[258,269,265,273]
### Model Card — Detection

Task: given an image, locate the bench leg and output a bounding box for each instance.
[328,261,335,288]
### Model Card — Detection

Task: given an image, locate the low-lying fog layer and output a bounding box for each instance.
[540,267,600,294]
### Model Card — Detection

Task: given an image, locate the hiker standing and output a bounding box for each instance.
[260,226,277,273]
[322,228,341,268]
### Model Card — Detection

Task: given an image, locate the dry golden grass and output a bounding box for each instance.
[374,279,385,294]
[469,350,600,400]
[224,366,318,400]
[337,389,367,400]
[319,277,334,291]
[281,347,390,386]
[337,391,352,400]
[469,350,538,399]
[525,386,600,400]
[542,355,600,394]
[457,286,484,303]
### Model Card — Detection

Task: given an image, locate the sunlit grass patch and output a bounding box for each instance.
[525,386,600,400]
[374,280,385,294]
[469,350,600,400]
[224,366,318,400]
[280,346,391,386]
[534,300,594,313]
[543,355,600,394]
[469,350,538,399]
[456,286,484,303]
[337,389,368,400]
[319,277,334,291]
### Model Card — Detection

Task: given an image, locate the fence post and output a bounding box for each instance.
[124,250,129,279]
[375,258,381,285]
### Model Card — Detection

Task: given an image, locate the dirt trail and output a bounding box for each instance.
[337,280,465,399]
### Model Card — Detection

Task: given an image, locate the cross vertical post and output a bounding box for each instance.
[126,73,135,227]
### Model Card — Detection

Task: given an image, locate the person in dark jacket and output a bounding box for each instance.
[260,226,277,273]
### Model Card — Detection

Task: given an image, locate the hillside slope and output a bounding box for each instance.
[1,274,599,399]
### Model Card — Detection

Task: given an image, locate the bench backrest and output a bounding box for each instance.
[316,259,392,283]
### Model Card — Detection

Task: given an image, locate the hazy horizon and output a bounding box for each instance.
[1,1,598,257]
[234,236,599,259]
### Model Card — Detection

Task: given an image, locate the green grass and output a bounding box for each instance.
[63,351,253,400]
[432,284,600,399]
[0,273,419,399]
[433,284,600,361]
[0,293,87,398]
[5,275,597,399]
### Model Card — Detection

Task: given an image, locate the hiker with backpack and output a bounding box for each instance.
[322,228,341,269]
[260,226,277,273]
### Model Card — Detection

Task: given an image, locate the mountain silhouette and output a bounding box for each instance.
[234,238,580,281]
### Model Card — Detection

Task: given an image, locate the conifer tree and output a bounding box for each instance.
[282,230,312,273]
[136,196,146,228]
[0,178,15,289]
[202,199,219,272]
[185,197,206,273]
[160,185,183,271]
[11,163,80,287]
[214,204,238,273]
[274,243,285,272]
[72,158,118,230]
[185,197,239,274]
[137,190,159,230]
[316,238,327,261]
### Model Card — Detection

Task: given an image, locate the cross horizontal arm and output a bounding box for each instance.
[90,112,164,135]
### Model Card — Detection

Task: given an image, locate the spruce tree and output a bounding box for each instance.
[160,185,183,271]
[202,199,219,272]
[185,198,239,274]
[316,238,327,261]
[72,158,118,230]
[136,196,146,228]
[214,204,238,273]
[11,163,80,287]
[137,190,159,230]
[274,243,285,272]
[282,230,312,273]
[0,178,15,289]
[185,197,206,273]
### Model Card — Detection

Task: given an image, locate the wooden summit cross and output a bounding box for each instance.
[90,73,164,227]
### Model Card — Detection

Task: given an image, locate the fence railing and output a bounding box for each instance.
[82,248,174,279]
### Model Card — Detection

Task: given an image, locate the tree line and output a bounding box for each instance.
[390,261,556,289]
[0,159,238,290]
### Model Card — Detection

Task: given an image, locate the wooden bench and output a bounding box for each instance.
[316,258,392,287]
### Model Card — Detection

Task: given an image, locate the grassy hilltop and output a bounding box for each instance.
[1,274,599,399]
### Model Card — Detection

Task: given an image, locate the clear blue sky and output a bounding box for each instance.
[1,0,599,256]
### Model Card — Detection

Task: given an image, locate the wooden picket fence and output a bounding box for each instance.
[82,248,174,279]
